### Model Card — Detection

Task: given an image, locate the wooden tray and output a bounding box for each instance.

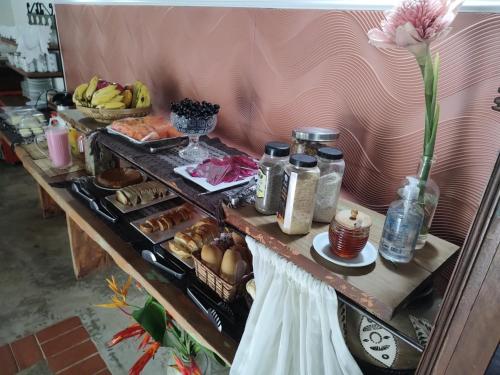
[104,189,178,213]
[130,204,207,244]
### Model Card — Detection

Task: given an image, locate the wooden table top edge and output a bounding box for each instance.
[223,206,394,319]
[12,143,238,365]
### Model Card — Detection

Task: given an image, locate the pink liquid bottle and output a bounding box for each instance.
[35,114,72,169]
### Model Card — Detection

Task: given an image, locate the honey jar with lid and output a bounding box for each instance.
[329,209,372,259]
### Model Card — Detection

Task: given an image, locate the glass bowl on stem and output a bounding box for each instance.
[170,112,217,163]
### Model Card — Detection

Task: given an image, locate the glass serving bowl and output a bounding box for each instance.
[170,112,217,162]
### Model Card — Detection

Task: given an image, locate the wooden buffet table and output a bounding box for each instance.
[1,108,460,363]
[0,129,238,365]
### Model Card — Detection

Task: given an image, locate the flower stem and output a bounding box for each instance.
[118,306,132,316]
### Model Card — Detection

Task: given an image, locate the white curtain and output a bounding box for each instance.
[231,237,362,375]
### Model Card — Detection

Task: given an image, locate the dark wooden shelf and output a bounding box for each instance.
[6,63,63,79]
[0,36,59,51]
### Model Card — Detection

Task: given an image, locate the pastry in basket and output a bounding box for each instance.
[110,116,182,142]
[168,218,219,259]
[246,279,256,300]
[139,204,193,234]
[220,248,247,284]
[116,180,169,206]
[200,232,250,284]
[96,167,143,189]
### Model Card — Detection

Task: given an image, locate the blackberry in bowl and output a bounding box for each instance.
[170,98,220,162]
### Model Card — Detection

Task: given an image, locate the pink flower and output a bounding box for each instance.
[368,0,463,61]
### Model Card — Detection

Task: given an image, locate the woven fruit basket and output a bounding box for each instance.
[76,105,152,124]
[192,250,250,302]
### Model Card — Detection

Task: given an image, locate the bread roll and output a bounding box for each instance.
[158,217,171,231]
[171,212,184,226]
[146,218,160,231]
[201,244,224,273]
[231,232,246,247]
[192,233,204,249]
[139,223,153,234]
[174,232,198,253]
[116,190,130,205]
[169,242,192,259]
[193,218,217,228]
[220,249,247,284]
[246,279,256,300]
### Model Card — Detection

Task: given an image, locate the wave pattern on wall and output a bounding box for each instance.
[56,5,500,245]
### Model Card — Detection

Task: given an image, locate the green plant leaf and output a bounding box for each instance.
[430,53,440,126]
[423,53,434,145]
[132,297,166,343]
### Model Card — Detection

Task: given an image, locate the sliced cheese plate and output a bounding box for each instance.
[130,204,207,244]
[173,164,255,192]
[160,240,195,269]
[105,190,178,214]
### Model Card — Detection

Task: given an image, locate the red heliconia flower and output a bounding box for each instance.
[189,359,202,375]
[108,323,145,347]
[137,332,152,351]
[172,355,202,375]
[173,355,190,375]
[129,341,161,375]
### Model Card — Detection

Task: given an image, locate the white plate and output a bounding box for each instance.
[313,232,377,268]
[174,164,255,192]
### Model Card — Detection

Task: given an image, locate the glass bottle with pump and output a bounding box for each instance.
[379,177,424,263]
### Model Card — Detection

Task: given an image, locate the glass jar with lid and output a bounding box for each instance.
[290,127,339,156]
[329,209,372,259]
[313,147,345,223]
[255,142,290,215]
[277,154,320,235]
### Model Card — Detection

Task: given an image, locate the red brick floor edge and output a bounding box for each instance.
[1,316,109,375]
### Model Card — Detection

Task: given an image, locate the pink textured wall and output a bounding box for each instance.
[55,5,500,245]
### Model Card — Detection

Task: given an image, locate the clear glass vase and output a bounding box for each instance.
[398,156,440,249]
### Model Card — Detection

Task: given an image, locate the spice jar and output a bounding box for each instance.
[277,154,320,235]
[255,142,290,215]
[313,147,345,223]
[329,209,371,259]
[291,127,339,156]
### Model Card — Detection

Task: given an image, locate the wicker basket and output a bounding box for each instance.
[192,250,249,302]
[76,105,152,124]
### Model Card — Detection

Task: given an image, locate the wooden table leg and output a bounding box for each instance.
[66,215,111,279]
[37,185,63,218]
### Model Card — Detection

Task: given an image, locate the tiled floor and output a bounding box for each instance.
[0,157,229,374]
[1,317,109,375]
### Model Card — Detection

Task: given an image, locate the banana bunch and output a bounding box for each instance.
[73,75,151,110]
[130,81,151,108]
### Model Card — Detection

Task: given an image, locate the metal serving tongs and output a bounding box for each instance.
[141,245,185,280]
[187,287,223,332]
[71,177,118,223]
